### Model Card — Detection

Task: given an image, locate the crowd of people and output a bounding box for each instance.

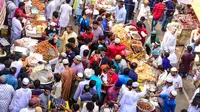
[2,0,200,112]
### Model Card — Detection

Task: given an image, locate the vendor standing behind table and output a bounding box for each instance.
[106,0,127,24]
[137,0,150,22]
[14,2,32,19]
[42,22,59,48]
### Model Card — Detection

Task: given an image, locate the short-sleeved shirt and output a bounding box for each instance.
[79,17,90,33]
[160,94,176,112]
[4,74,18,89]
[66,51,76,66]
[117,75,131,85]
[45,27,58,46]
[107,72,118,85]
[153,3,165,20]
[81,32,94,40]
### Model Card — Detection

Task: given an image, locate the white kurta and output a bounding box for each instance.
[80,45,89,57]
[13,0,24,7]
[152,56,162,76]
[166,74,183,89]
[6,1,17,19]
[51,81,62,99]
[59,4,72,28]
[162,30,177,52]
[107,6,127,24]
[46,1,57,20]
[137,4,150,21]
[11,17,23,45]
[11,61,23,78]
[168,47,178,66]
[188,88,200,112]
[118,85,129,101]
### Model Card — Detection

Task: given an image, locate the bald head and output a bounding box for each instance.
[0,76,6,84]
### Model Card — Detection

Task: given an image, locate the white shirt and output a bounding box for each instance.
[188,88,200,112]
[59,3,72,27]
[157,70,168,86]
[13,0,24,8]
[51,81,62,99]
[6,1,17,19]
[11,61,23,77]
[11,17,23,35]
[160,85,175,95]
[82,102,99,112]
[0,64,5,71]
[80,45,89,57]
[133,0,138,13]
[107,6,127,24]
[137,4,150,21]
[152,56,162,76]
[162,30,177,52]
[166,74,183,88]
[118,85,129,101]
[46,1,57,20]
[20,107,35,112]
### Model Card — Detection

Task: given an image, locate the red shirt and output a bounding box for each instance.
[107,71,118,85]
[14,8,28,18]
[132,23,148,44]
[153,3,165,20]
[106,44,126,59]
[81,32,94,40]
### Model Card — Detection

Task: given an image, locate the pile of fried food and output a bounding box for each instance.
[132,59,155,81]
[32,0,45,11]
[112,24,128,38]
[137,101,154,111]
[35,41,58,61]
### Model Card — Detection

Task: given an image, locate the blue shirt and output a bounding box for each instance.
[90,75,102,97]
[4,74,18,89]
[160,94,176,112]
[90,88,98,95]
[162,58,170,70]
[165,1,176,17]
[66,51,75,66]
[128,69,138,82]
[112,60,120,74]
[117,75,131,85]
[102,19,108,37]
[79,17,90,33]
[80,93,93,101]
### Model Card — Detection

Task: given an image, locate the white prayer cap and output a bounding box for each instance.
[171,90,177,96]
[22,78,30,86]
[75,55,82,61]
[77,72,83,78]
[166,78,173,83]
[132,82,139,87]
[171,67,177,72]
[50,22,56,26]
[84,68,94,78]
[115,38,120,44]
[22,52,27,56]
[61,52,67,57]
[93,10,99,15]
[85,9,92,15]
[62,59,69,65]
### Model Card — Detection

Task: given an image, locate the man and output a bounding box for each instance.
[128,62,138,82]
[148,49,163,76]
[179,46,194,78]
[73,68,94,102]
[161,27,177,52]
[80,85,93,101]
[61,59,76,100]
[78,9,92,34]
[0,76,14,112]
[132,21,148,44]
[14,2,28,18]
[20,97,39,112]
[38,86,51,112]
[166,67,183,92]
[99,47,109,66]
[102,13,111,37]
[105,83,121,103]
[118,79,133,101]
[89,80,97,95]
[137,0,150,21]
[9,54,23,78]
[10,78,32,112]
[65,43,76,66]
[107,65,119,86]
[0,60,11,75]
[125,0,138,23]
[80,38,91,57]
[71,55,84,75]
[107,1,127,24]
[59,0,72,34]
[6,1,17,30]
[117,68,131,85]
[90,67,102,97]
[81,26,94,40]
[4,67,18,89]
[151,0,165,31]
[162,0,176,31]
[82,50,90,69]
[114,54,127,73]
[107,38,126,59]
[46,0,57,21]
[152,90,177,112]
[92,20,104,42]
[96,8,106,20]
[119,82,147,112]
[11,13,23,45]
[68,38,80,55]
[51,73,62,99]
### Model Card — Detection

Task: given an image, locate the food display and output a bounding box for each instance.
[32,0,45,12]
[112,24,128,38]
[137,101,155,112]
[35,41,59,61]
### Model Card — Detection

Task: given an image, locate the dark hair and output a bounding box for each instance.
[101,47,107,52]
[99,9,106,15]
[97,17,103,22]
[86,102,94,112]
[10,67,17,75]
[33,79,40,89]
[106,13,111,18]
[158,65,164,71]
[108,60,114,67]
[66,0,71,4]
[106,32,113,38]
[93,20,98,25]
[91,61,99,70]
[68,38,76,43]
[86,26,92,31]
[4,60,11,68]
[130,62,138,69]
[15,13,21,18]
[180,109,188,112]
[94,50,100,54]
[8,54,16,60]
[126,80,133,86]
[84,38,91,45]
[92,94,99,102]
[110,65,116,69]
[94,67,102,76]
[84,84,90,92]
[54,73,61,82]
[77,35,84,41]
[89,80,96,88]
[67,25,73,30]
[72,103,80,111]
[106,101,114,108]
[99,35,106,40]
[44,85,52,91]
[19,2,25,8]
[53,11,58,18]
[83,49,90,57]
[65,43,73,50]
[123,68,130,75]
[187,46,193,53]
[140,16,145,22]
[164,51,169,58]
[136,21,143,28]
[159,0,164,2]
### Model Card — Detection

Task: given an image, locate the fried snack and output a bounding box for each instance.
[112,24,127,38]
[137,102,153,111]
[35,41,58,61]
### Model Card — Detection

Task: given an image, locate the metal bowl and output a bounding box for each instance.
[137,99,155,112]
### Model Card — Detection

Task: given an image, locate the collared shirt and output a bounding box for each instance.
[107,72,118,85]
[107,6,127,24]
[90,74,102,97]
[92,26,104,42]
[166,74,183,88]
[59,3,72,27]
[14,8,28,18]
[73,80,90,101]
[160,94,176,112]
[51,81,62,99]
[4,74,18,89]
[67,51,76,66]
[38,93,50,112]
[79,17,90,33]
[71,62,84,75]
[80,92,93,101]
[0,84,14,112]
[81,32,94,40]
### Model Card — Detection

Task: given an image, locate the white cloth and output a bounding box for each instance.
[107,6,127,24]
[162,30,177,52]
[6,1,17,19]
[11,61,23,78]
[46,1,57,20]
[133,0,138,13]
[0,64,5,71]
[152,56,162,76]
[168,47,178,67]
[160,85,175,95]
[157,70,168,86]
[9,88,32,112]
[11,17,23,44]
[59,3,72,28]
[188,88,200,112]
[80,45,89,57]
[51,81,62,99]
[118,85,129,101]
[119,59,127,73]
[119,89,146,112]
[13,0,24,7]
[137,4,150,21]
[20,107,35,112]
[166,74,183,89]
